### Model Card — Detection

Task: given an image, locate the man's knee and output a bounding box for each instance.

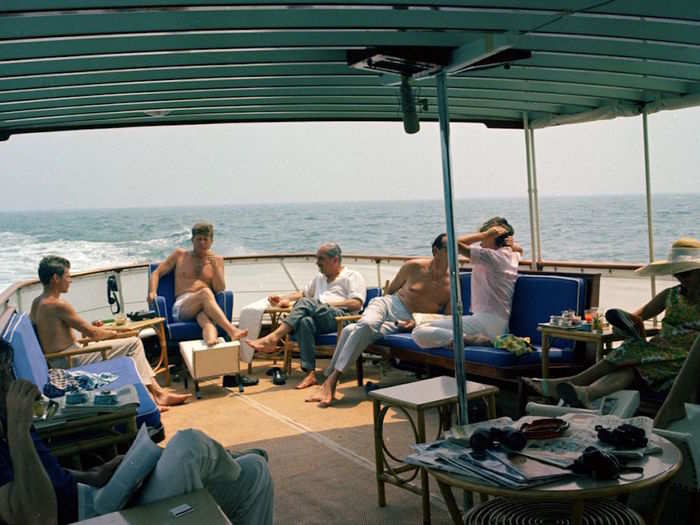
[197,288,216,302]
[297,316,316,335]
[167,428,206,457]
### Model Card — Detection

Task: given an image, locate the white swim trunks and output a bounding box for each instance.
[172,292,195,321]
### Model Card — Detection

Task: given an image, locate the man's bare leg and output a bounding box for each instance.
[147,381,191,407]
[306,369,340,407]
[296,370,318,390]
[246,322,293,354]
[196,311,219,346]
[178,289,248,341]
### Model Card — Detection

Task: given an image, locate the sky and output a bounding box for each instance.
[1,105,698,211]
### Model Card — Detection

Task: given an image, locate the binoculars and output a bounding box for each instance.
[469,426,527,453]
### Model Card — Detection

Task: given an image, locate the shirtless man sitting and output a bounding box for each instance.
[31,256,189,409]
[148,222,247,346]
[307,234,452,407]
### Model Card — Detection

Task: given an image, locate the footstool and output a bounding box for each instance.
[179,338,243,398]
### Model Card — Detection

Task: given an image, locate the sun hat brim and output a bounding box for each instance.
[636,260,700,276]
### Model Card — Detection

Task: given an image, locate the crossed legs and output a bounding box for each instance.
[177,288,247,346]
[523,360,636,408]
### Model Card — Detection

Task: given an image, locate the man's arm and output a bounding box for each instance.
[268,291,304,308]
[0,381,57,525]
[326,298,363,311]
[208,254,226,294]
[53,302,117,340]
[147,250,182,304]
[386,261,417,295]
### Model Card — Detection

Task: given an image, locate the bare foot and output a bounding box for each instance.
[464,334,492,346]
[230,326,248,340]
[316,383,336,408]
[296,372,318,390]
[205,338,219,346]
[157,405,170,413]
[246,336,280,354]
[155,391,191,406]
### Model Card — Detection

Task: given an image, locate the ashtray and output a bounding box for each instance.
[94,390,118,405]
[66,391,88,405]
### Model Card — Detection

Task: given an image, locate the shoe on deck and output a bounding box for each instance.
[222,374,259,388]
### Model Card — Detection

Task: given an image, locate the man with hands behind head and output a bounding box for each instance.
[148,222,247,346]
[412,217,522,349]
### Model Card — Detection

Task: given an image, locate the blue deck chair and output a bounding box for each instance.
[282,287,382,375]
[148,263,234,346]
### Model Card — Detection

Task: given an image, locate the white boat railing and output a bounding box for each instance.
[0,254,668,334]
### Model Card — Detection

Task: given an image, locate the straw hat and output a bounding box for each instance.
[636,237,700,276]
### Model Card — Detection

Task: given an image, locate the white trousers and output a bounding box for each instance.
[326,295,412,374]
[56,337,155,386]
[411,312,509,349]
[80,429,274,525]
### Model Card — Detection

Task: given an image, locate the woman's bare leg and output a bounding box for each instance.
[523,360,618,398]
[569,367,636,408]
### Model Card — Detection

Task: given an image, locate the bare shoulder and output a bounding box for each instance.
[402,258,431,273]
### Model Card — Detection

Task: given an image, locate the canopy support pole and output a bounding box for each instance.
[642,110,657,299]
[529,128,543,264]
[436,71,467,426]
[523,114,538,269]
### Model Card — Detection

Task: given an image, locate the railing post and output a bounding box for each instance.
[642,110,657,301]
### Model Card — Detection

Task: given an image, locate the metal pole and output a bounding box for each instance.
[642,110,657,299]
[436,71,468,426]
[523,114,538,269]
[529,128,543,264]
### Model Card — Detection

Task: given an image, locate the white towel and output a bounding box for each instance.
[238,298,270,363]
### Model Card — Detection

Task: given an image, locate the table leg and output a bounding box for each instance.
[486,394,496,419]
[541,333,551,379]
[154,322,170,386]
[417,408,431,525]
[595,341,604,362]
[373,400,386,507]
[571,500,584,525]
[650,480,672,525]
[436,480,462,525]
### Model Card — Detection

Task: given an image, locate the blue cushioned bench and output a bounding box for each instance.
[365,272,592,386]
[2,312,162,435]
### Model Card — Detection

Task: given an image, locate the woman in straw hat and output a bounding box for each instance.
[524,237,700,408]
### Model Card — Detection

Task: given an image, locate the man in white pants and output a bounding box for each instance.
[411,217,522,349]
[30,256,189,409]
[306,234,452,407]
[0,351,274,525]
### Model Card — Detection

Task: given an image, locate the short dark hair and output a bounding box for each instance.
[479,217,514,247]
[321,242,342,263]
[432,233,447,254]
[38,256,70,285]
[192,222,214,239]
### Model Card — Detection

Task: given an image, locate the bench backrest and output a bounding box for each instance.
[365,287,382,309]
[1,312,49,390]
[457,272,586,348]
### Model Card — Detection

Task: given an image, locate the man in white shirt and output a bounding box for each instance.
[245,243,366,389]
[412,217,522,349]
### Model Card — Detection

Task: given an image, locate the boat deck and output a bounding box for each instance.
[156,355,685,525]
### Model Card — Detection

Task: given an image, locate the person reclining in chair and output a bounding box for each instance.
[411,217,522,349]
[245,242,367,389]
[30,256,189,409]
[148,222,247,346]
[524,237,700,408]
[0,340,274,525]
[306,234,452,407]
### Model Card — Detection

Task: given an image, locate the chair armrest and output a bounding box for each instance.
[151,295,169,323]
[335,314,362,334]
[216,290,234,321]
[76,331,138,346]
[45,344,114,360]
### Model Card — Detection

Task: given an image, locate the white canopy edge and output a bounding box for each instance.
[530,92,700,130]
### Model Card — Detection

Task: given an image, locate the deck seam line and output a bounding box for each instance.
[233,392,449,512]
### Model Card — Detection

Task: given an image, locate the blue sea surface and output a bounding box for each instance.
[0,194,697,290]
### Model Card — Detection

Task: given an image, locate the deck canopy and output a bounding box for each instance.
[0,1,699,139]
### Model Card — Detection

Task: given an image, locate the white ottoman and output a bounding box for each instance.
[179,338,242,398]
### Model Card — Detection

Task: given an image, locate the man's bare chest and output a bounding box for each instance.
[176,255,214,281]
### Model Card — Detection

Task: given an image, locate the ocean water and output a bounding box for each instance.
[1,194,697,291]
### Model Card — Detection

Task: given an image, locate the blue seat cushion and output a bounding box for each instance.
[377,333,577,367]
[3,313,49,390]
[70,357,161,430]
